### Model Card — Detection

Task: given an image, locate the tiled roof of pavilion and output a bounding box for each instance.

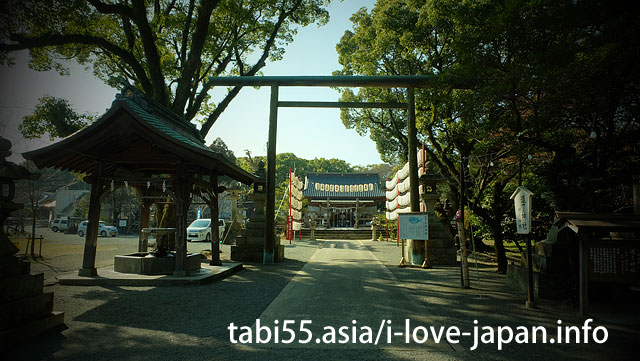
[114,85,210,151]
[23,84,255,184]
[303,172,385,200]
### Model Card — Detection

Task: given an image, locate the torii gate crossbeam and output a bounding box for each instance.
[207,75,450,264]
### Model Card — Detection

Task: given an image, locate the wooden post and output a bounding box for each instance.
[174,175,191,276]
[386,218,389,241]
[421,143,429,267]
[174,177,185,275]
[579,235,589,316]
[264,85,279,264]
[210,174,221,266]
[326,199,330,228]
[355,198,359,229]
[79,162,103,277]
[525,234,536,308]
[423,209,430,269]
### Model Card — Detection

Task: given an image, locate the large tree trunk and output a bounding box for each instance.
[470,198,509,274]
[490,221,508,274]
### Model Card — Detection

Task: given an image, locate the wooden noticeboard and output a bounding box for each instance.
[587,240,640,283]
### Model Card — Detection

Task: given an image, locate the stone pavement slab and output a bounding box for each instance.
[56,262,243,286]
[250,240,457,353]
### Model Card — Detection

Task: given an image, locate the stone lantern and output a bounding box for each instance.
[417,171,457,266]
[232,161,284,261]
[0,136,39,263]
[419,172,446,211]
[0,136,64,344]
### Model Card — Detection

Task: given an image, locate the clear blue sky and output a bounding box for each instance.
[0,0,382,166]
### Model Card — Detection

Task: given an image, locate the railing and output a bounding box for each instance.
[9,235,45,258]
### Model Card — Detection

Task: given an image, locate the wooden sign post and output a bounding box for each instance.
[511,186,536,308]
[398,212,429,267]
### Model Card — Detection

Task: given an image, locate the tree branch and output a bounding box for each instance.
[199,0,302,137]
[164,0,178,17]
[173,0,220,114]
[120,14,136,52]
[185,50,233,120]
[425,106,459,180]
[2,32,152,95]
[179,0,195,67]
[131,0,166,103]
[87,0,134,17]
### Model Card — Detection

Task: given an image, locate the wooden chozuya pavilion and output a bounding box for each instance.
[23,84,255,277]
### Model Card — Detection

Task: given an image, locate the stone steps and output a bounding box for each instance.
[299,229,373,240]
[0,260,64,348]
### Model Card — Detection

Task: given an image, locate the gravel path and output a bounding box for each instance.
[364,240,638,360]
[7,240,319,361]
[5,238,638,360]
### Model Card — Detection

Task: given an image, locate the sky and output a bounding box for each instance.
[0,0,382,167]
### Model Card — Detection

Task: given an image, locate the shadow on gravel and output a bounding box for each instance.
[7,257,310,361]
[70,259,308,335]
[365,241,638,361]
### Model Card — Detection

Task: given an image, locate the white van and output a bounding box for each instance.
[51,218,69,232]
[186,218,226,242]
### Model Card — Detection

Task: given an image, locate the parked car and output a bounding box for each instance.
[51,218,69,233]
[187,218,225,242]
[77,221,118,237]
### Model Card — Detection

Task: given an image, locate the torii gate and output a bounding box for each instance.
[208,75,463,264]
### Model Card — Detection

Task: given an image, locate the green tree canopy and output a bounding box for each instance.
[1,0,330,138]
[208,137,236,164]
[19,95,93,140]
[336,0,640,273]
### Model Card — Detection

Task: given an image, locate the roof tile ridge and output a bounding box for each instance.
[114,82,204,143]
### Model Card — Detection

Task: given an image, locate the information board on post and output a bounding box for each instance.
[398,212,429,240]
[587,240,640,283]
[510,186,534,235]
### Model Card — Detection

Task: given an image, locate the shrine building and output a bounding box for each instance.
[302,172,385,228]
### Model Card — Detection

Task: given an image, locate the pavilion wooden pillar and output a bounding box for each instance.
[264,85,279,264]
[173,175,191,276]
[79,162,104,277]
[210,174,222,266]
[355,198,359,229]
[326,199,330,228]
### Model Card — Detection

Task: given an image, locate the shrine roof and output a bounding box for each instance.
[303,172,385,200]
[555,212,640,233]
